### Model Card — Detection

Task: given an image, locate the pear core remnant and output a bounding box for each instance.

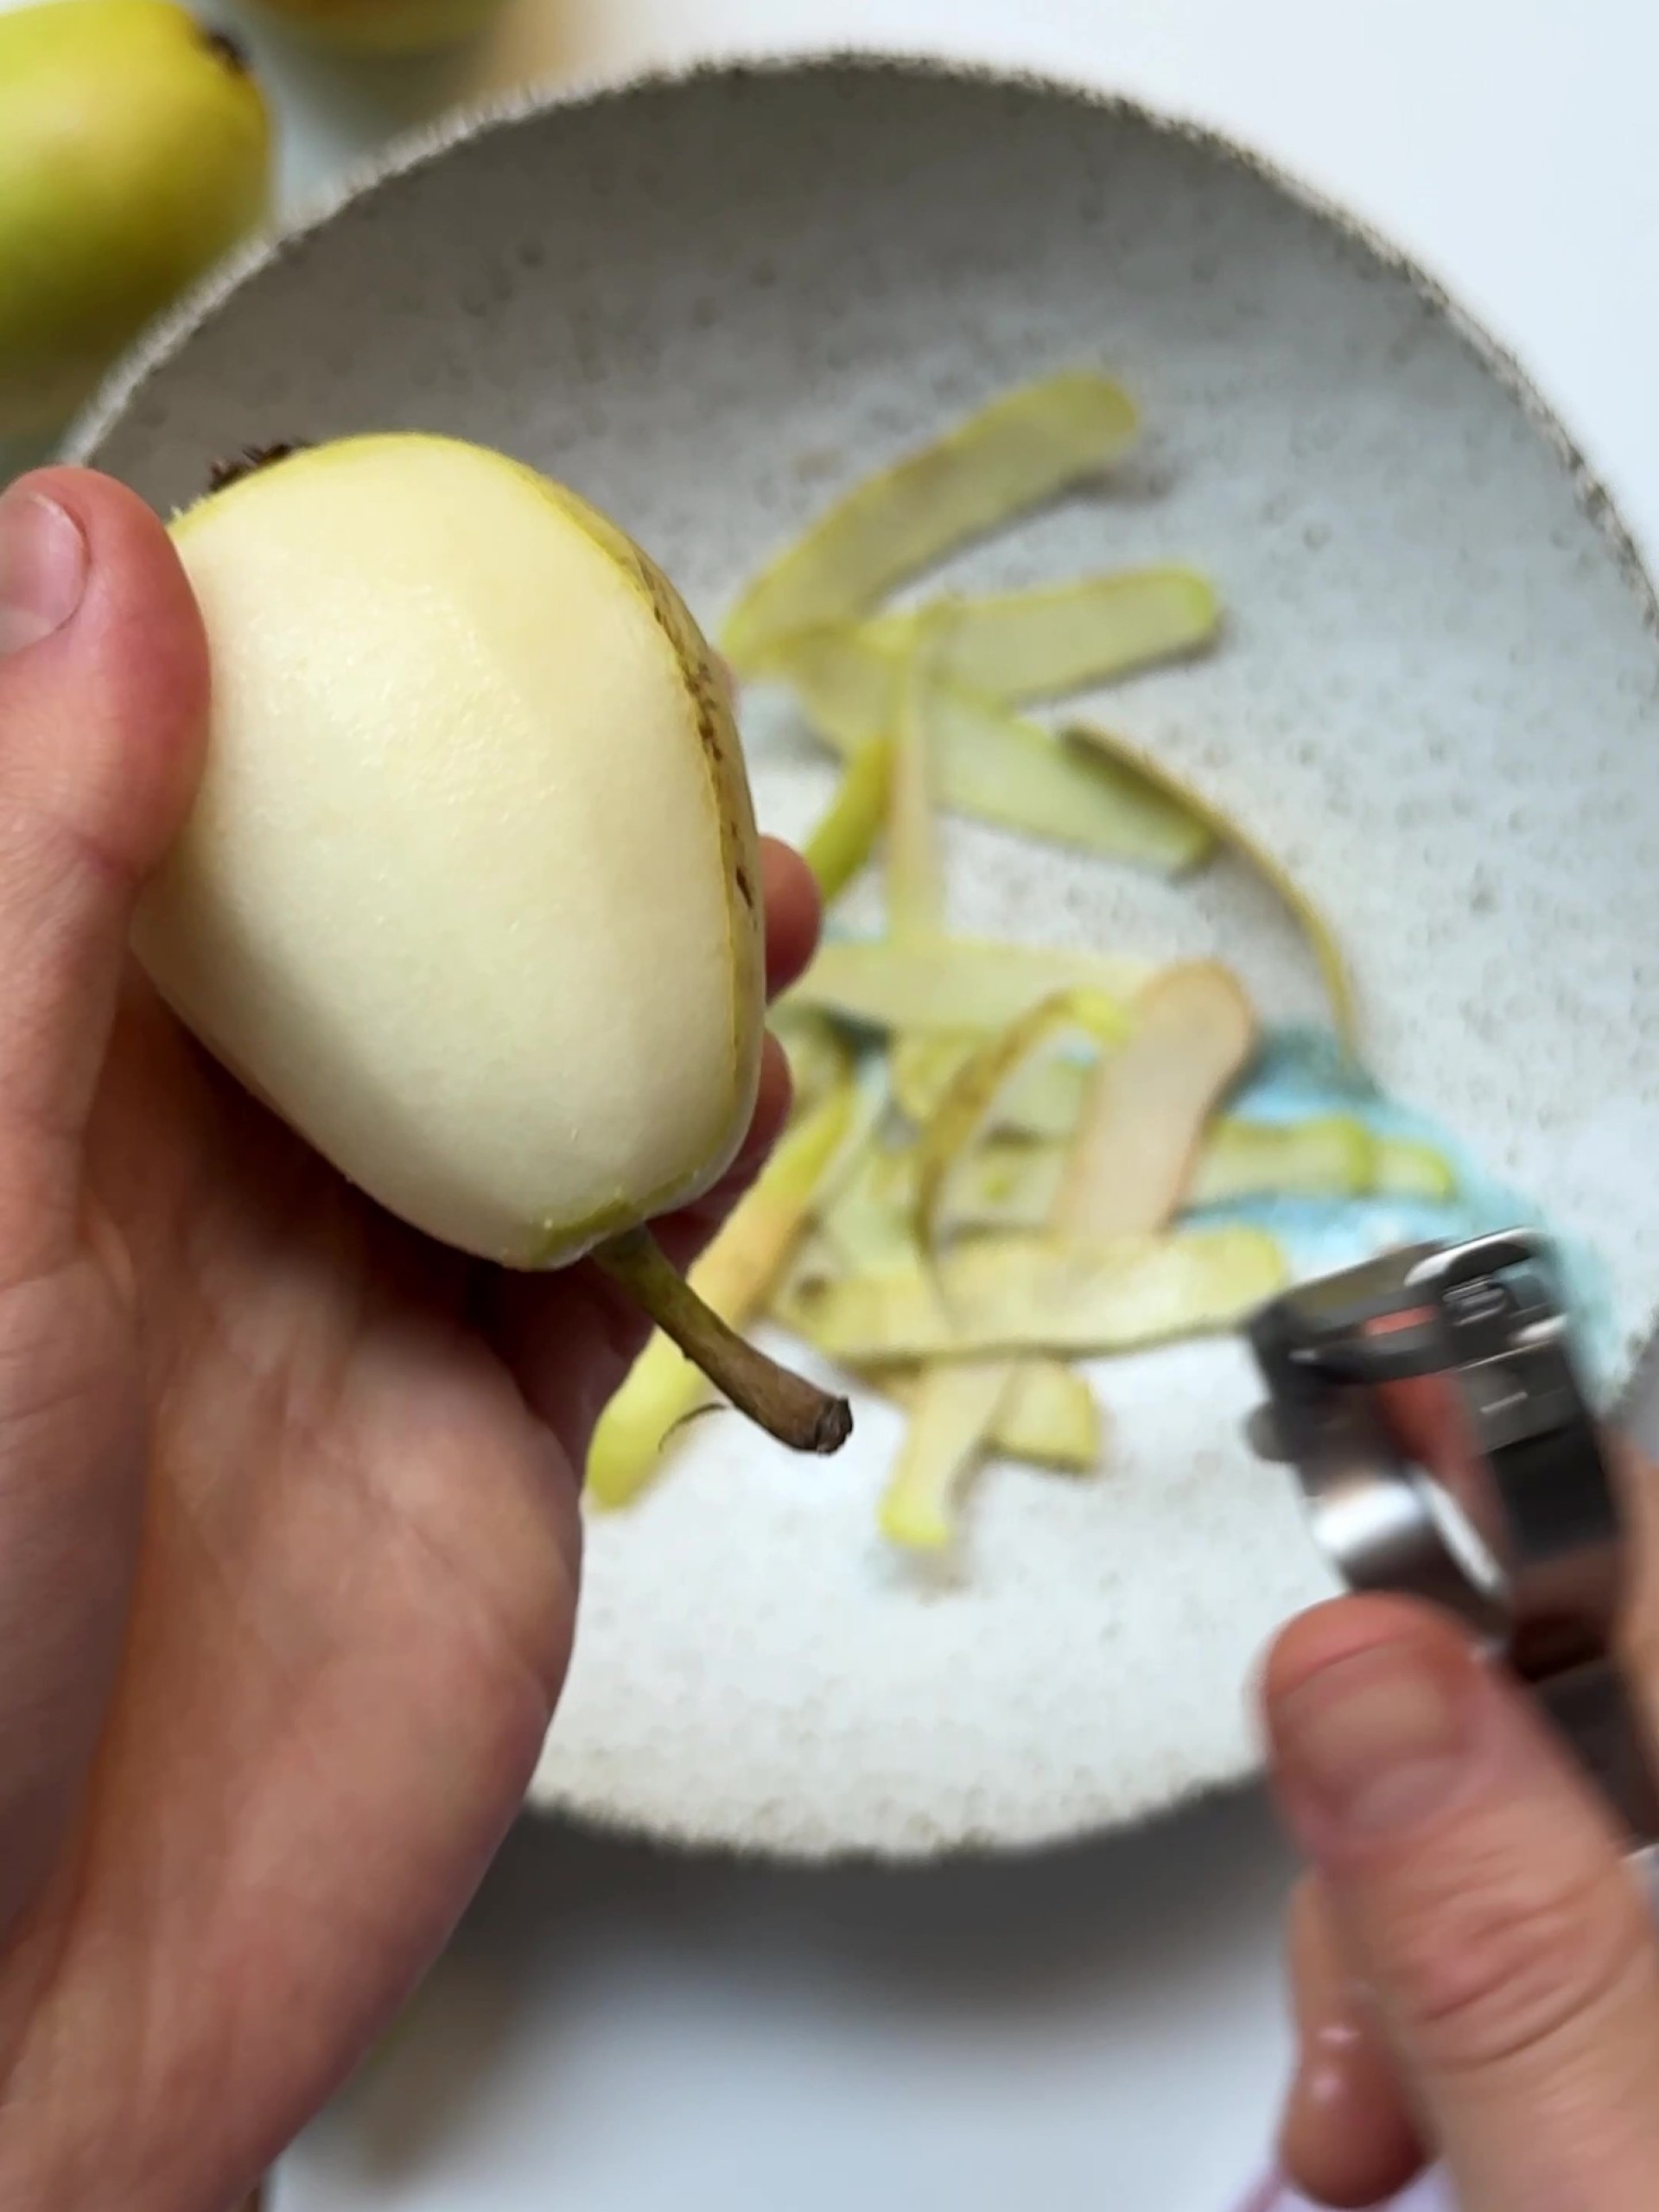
[0,0,270,438]
[140,435,849,1455]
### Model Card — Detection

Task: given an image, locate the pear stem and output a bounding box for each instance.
[594,1228,851,1455]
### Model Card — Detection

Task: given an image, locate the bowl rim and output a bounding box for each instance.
[65,45,1659,655]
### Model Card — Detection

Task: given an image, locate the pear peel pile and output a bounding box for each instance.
[138,434,849,1461]
[591,371,1453,1552]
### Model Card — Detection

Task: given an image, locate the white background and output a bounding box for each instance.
[13,2,1659,2205]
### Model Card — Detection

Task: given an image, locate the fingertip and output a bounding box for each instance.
[760,836,820,998]
[731,1028,793,1179]
[1280,1879,1426,2208]
[1280,2101,1427,2211]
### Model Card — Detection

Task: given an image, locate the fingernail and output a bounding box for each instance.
[0,490,88,656]
[1274,1637,1474,1840]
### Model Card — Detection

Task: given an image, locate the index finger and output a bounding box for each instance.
[760,835,819,999]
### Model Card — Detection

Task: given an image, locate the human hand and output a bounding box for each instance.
[0,466,819,2211]
[1262,1386,1659,2210]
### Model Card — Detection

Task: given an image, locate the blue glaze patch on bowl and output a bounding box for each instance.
[1186,1026,1619,1399]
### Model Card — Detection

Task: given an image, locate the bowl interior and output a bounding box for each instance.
[81,60,1659,1857]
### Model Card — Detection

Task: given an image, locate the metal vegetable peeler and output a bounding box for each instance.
[1245,1229,1659,1848]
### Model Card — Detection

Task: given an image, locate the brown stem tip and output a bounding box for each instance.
[594,1228,852,1457]
[200,25,252,74]
[207,442,310,496]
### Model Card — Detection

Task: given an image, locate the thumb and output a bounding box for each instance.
[1266,1596,1659,2212]
[0,467,207,1274]
[0,467,207,1933]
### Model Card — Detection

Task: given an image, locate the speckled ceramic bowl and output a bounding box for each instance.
[74,57,1659,1859]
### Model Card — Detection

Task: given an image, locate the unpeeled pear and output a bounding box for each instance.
[139,434,849,1455]
[0,0,270,439]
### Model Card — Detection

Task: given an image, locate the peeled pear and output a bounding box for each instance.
[138,434,849,1455]
[0,0,270,439]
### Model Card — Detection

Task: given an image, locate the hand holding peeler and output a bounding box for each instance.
[1245,1228,1659,1850]
[1237,1231,1659,2212]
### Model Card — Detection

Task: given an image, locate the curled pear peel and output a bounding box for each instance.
[140,434,848,1460]
[799,739,893,905]
[723,372,1141,667]
[780,1226,1287,1363]
[858,569,1221,701]
[839,643,947,1588]
[903,682,1213,875]
[1065,721,1358,1047]
[886,632,949,942]
[818,1140,923,1276]
[890,980,1143,1554]
[889,1030,1001,1127]
[880,1358,1015,1552]
[782,568,1219,735]
[830,637,1072,1551]
[773,627,1211,871]
[911,988,1134,1257]
[785,938,1148,1036]
[1058,963,1256,1239]
[876,1359,1102,1471]
[0,0,270,438]
[1191,1116,1456,1206]
[830,1116,1457,1242]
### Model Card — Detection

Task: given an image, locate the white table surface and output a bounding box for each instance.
[13,2,1659,2205]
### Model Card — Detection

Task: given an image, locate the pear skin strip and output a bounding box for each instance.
[886,985,1134,1550]
[1058,962,1255,1240]
[911,988,1133,1256]
[786,938,1147,1037]
[886,632,948,942]
[875,1358,1103,1471]
[782,1226,1287,1363]
[1066,719,1358,1047]
[882,1116,1458,1224]
[799,737,893,906]
[1188,1116,1459,1205]
[817,1141,918,1277]
[879,1359,1019,1552]
[776,627,1210,871]
[860,568,1220,701]
[722,371,1140,666]
[1372,1134,1459,1201]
